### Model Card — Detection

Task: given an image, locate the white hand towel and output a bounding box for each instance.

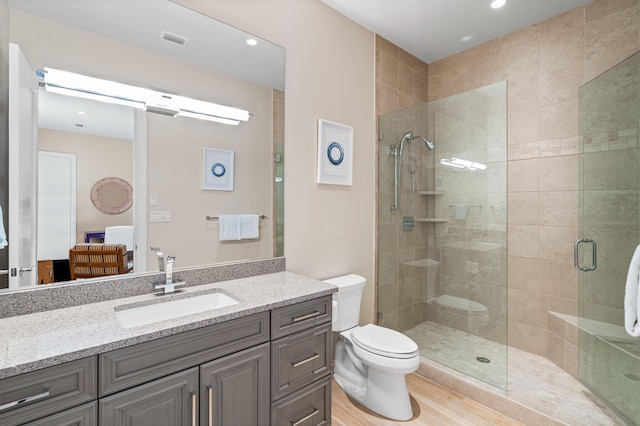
[624,244,640,337]
[219,215,242,241]
[454,204,468,220]
[240,215,260,240]
[0,205,7,249]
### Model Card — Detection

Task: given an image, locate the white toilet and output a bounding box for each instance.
[324,274,420,421]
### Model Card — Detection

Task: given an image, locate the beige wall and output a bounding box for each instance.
[39,129,133,244]
[177,0,377,323]
[11,11,275,273]
[425,0,639,362]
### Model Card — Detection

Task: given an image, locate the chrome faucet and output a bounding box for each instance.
[150,249,184,295]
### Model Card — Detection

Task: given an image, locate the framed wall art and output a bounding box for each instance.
[203,148,234,191]
[317,119,353,186]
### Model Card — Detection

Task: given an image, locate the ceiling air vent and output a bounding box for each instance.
[161,31,189,46]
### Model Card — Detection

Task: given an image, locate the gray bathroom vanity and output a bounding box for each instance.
[0,263,335,426]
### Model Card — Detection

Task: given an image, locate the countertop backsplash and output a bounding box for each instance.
[0,257,286,318]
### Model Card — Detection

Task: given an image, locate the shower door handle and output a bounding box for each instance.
[574,238,597,271]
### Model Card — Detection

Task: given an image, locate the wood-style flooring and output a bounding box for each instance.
[331,374,523,425]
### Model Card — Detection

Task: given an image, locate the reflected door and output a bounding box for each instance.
[578,52,640,424]
[8,43,38,289]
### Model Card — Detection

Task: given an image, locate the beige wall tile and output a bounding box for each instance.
[538,225,577,262]
[539,100,579,140]
[508,158,539,192]
[585,0,638,22]
[508,225,539,258]
[379,51,398,88]
[539,191,578,226]
[540,62,583,107]
[540,27,585,73]
[539,7,584,37]
[508,110,540,145]
[539,155,578,191]
[585,4,640,82]
[508,256,541,292]
[508,192,540,225]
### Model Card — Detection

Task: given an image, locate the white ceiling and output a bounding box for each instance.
[320,0,594,64]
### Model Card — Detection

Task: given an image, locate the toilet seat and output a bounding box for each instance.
[351,324,418,359]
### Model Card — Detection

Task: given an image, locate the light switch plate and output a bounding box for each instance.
[150,210,171,222]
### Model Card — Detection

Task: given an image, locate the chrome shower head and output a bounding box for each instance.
[415,135,435,151]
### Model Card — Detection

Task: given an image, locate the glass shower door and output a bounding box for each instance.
[578,52,640,424]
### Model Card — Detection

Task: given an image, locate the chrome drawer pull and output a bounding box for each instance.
[291,311,320,323]
[292,353,319,368]
[0,390,50,411]
[291,408,319,426]
[208,386,213,426]
[191,392,196,426]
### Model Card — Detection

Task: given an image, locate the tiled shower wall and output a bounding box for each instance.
[376,38,431,331]
[376,0,640,364]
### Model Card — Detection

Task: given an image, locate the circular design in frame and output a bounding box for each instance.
[327,141,344,165]
[211,162,226,177]
[90,177,133,215]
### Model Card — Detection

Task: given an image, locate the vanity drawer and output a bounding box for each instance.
[271,296,332,339]
[99,311,269,396]
[271,322,332,401]
[271,376,331,426]
[23,401,97,426]
[0,357,97,426]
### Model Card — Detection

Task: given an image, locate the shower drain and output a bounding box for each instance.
[476,356,491,363]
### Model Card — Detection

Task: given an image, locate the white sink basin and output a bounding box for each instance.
[115,292,239,328]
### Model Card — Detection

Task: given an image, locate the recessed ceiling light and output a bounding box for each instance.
[246,38,258,46]
[461,35,474,42]
[491,0,507,9]
[78,111,85,115]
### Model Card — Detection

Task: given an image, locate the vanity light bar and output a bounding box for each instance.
[41,67,250,124]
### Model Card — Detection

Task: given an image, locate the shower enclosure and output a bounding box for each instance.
[578,51,640,424]
[377,81,508,389]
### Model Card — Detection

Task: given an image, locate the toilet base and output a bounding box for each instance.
[333,338,417,421]
[364,368,414,421]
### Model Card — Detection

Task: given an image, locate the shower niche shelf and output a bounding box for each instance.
[418,191,445,196]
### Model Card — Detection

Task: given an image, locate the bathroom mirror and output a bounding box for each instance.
[3,0,285,290]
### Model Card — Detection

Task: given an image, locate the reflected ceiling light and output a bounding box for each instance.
[440,157,487,170]
[491,0,507,9]
[78,111,85,115]
[41,67,250,125]
[461,35,474,43]
[246,38,258,46]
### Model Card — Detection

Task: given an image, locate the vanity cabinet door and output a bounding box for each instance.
[99,367,198,426]
[200,343,270,426]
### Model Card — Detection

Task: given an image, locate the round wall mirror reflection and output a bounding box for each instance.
[90,177,133,214]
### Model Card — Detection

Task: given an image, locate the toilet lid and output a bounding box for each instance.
[351,324,418,359]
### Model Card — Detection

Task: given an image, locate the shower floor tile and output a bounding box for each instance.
[406,321,626,425]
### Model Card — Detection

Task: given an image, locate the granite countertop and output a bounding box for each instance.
[0,271,336,380]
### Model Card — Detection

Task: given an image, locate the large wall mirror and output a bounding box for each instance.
[2,0,285,290]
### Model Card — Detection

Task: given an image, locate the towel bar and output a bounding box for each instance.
[447,205,482,209]
[206,214,268,221]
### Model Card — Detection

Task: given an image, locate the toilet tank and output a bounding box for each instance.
[323,274,366,331]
